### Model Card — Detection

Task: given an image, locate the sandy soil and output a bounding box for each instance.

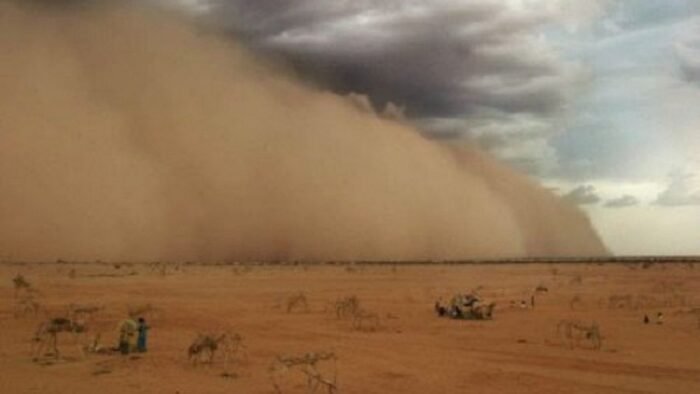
[1,262,699,393]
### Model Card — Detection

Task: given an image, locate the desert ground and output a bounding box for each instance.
[1,261,700,393]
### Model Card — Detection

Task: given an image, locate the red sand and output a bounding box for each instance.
[2,262,699,393]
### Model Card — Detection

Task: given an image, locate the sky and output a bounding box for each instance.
[173,0,700,256]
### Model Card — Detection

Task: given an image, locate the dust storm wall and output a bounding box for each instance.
[0,2,608,262]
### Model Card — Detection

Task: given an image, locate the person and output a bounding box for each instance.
[137,317,150,352]
[656,312,664,325]
[435,301,447,317]
[118,318,138,355]
[452,305,462,319]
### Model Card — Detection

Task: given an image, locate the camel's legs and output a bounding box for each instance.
[52,333,60,359]
[304,366,317,394]
[32,337,45,359]
[73,330,86,359]
[568,327,575,349]
[76,340,86,359]
[223,348,230,371]
[270,367,284,394]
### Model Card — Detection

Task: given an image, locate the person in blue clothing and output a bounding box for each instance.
[137,317,150,352]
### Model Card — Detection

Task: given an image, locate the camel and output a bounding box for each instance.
[188,333,225,364]
[469,302,496,320]
[188,331,245,367]
[68,303,103,322]
[31,317,87,360]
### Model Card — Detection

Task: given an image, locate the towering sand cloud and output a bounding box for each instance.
[0,2,607,262]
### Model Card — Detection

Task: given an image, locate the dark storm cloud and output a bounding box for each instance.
[680,61,700,84]
[676,27,700,84]
[204,1,574,119]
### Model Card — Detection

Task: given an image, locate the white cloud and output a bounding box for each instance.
[587,204,700,255]
[176,0,212,13]
[655,171,700,206]
[563,185,601,205]
[604,194,639,208]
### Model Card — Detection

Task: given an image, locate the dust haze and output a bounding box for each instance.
[0,1,607,262]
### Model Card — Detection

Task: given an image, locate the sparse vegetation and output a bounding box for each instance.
[351,309,380,331]
[148,262,181,277]
[14,293,41,318]
[605,293,688,310]
[569,294,583,310]
[285,292,309,313]
[556,320,602,350]
[269,351,338,394]
[332,296,361,320]
[607,294,633,309]
[3,259,700,393]
[12,274,31,298]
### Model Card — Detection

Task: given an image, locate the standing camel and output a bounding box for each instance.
[187,331,245,367]
[31,318,86,360]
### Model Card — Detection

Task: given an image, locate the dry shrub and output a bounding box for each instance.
[569,294,583,310]
[332,296,360,320]
[269,351,338,394]
[352,309,380,332]
[14,294,41,318]
[12,274,31,298]
[285,293,309,313]
[556,320,602,350]
[607,294,633,309]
